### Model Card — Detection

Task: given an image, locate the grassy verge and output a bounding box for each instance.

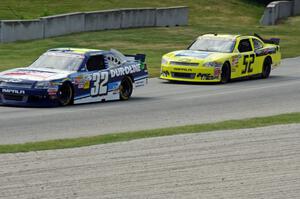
[0,1,300,76]
[1,112,300,154]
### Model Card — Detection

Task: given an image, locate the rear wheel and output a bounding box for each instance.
[220,62,231,84]
[120,77,133,100]
[262,58,271,79]
[57,83,73,106]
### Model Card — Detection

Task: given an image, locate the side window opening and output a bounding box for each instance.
[253,38,264,50]
[238,39,253,53]
[86,55,106,71]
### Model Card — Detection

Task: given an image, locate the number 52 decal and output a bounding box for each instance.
[91,71,109,96]
[242,54,255,74]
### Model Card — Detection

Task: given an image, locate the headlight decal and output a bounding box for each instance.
[203,61,223,68]
[35,81,51,89]
[161,58,168,65]
[35,81,60,89]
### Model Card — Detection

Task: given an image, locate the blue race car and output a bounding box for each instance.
[0,48,148,106]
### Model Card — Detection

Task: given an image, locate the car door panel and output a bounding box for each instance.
[236,38,257,77]
[252,38,266,74]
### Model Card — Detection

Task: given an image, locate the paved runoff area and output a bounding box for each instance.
[0,124,299,199]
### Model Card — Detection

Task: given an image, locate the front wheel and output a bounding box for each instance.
[220,63,231,84]
[57,83,73,106]
[120,77,133,100]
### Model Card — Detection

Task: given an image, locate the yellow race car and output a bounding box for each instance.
[160,33,281,83]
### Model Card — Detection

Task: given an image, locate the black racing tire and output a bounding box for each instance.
[120,77,133,100]
[220,62,231,84]
[262,58,271,79]
[57,82,73,106]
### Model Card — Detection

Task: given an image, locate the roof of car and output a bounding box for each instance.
[47,48,105,55]
[199,34,240,40]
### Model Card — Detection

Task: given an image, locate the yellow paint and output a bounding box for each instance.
[160,34,281,82]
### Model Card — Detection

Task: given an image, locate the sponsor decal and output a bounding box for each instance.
[5,79,23,83]
[105,55,121,68]
[110,64,141,78]
[74,75,91,89]
[135,79,147,87]
[175,50,212,59]
[46,51,84,59]
[108,82,120,91]
[47,84,59,95]
[231,55,239,67]
[214,68,221,77]
[255,48,276,57]
[173,68,193,72]
[47,88,58,96]
[83,81,90,89]
[2,89,25,95]
[231,55,242,67]
[4,69,56,78]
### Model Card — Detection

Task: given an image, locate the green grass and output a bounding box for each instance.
[0,0,299,76]
[1,112,300,154]
[0,0,265,20]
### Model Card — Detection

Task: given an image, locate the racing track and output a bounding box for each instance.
[0,57,300,144]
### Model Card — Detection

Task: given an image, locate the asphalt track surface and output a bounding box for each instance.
[0,124,299,198]
[0,57,300,144]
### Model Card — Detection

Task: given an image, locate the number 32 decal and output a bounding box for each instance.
[242,54,255,74]
[91,71,109,96]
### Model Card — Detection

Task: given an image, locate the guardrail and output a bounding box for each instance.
[260,0,299,25]
[0,6,188,43]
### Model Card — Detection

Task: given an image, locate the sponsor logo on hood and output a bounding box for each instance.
[4,79,23,83]
[175,50,213,59]
[0,68,70,81]
[3,70,56,78]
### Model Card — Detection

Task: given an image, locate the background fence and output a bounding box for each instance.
[0,6,188,43]
[260,0,300,25]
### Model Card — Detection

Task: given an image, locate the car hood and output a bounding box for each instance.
[0,67,73,82]
[163,50,228,63]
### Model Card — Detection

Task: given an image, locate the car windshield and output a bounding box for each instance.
[29,52,84,71]
[189,37,236,53]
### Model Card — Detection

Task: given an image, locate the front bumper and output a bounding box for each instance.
[0,87,59,107]
[160,65,221,82]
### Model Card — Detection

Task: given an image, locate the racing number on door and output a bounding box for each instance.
[242,54,255,74]
[91,72,109,96]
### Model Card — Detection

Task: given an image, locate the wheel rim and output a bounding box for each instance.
[120,78,132,100]
[58,84,72,105]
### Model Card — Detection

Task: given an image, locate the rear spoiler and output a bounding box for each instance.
[125,54,146,63]
[254,33,280,45]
